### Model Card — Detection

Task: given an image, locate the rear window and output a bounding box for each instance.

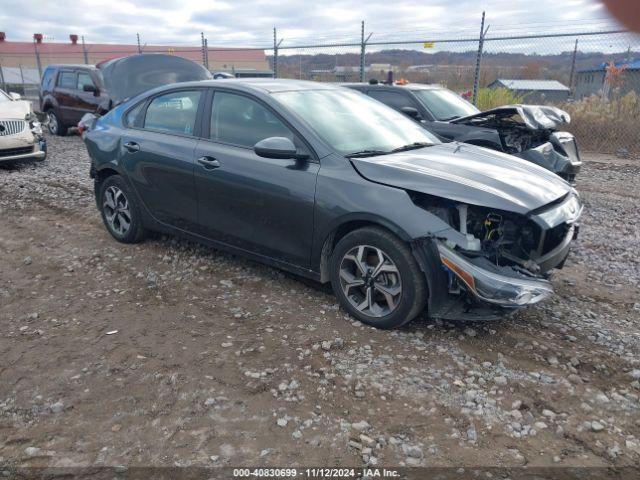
[58,71,76,89]
[143,90,201,135]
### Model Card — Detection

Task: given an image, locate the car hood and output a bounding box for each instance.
[97,54,212,106]
[450,104,570,130]
[0,100,31,120]
[350,142,572,214]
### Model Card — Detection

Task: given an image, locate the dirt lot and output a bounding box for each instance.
[1,134,639,469]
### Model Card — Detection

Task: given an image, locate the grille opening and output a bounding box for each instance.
[0,146,34,157]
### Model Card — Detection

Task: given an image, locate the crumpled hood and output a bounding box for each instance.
[350,142,571,214]
[451,104,570,130]
[0,99,31,120]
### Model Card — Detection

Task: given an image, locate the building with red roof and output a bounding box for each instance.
[0,33,269,75]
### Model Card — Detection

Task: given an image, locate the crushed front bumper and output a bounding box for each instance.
[0,138,46,163]
[437,243,554,308]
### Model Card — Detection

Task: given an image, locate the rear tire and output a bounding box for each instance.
[330,227,427,329]
[46,109,67,136]
[98,175,146,243]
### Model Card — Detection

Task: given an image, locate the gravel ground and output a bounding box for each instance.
[1,134,639,469]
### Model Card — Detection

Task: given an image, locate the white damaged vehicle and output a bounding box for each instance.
[0,89,46,164]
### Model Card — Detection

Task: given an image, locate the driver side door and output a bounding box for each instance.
[193,89,319,268]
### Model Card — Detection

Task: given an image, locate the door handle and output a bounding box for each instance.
[197,156,220,169]
[123,141,140,153]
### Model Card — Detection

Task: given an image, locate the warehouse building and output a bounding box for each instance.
[487,78,571,103]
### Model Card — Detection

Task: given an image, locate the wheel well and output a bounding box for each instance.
[93,168,119,201]
[319,220,400,283]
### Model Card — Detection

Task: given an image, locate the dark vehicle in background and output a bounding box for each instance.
[345,83,582,183]
[82,79,581,329]
[40,64,105,135]
[40,55,212,136]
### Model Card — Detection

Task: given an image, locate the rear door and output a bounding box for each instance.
[193,89,319,267]
[119,88,205,232]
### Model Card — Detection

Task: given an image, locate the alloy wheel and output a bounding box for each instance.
[103,186,132,236]
[339,245,402,317]
[47,112,58,135]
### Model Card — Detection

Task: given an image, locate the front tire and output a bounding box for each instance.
[46,109,67,136]
[330,227,427,329]
[98,175,146,243]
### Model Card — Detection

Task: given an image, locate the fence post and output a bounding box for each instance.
[82,35,89,64]
[137,33,142,54]
[273,28,278,78]
[568,38,578,96]
[472,11,486,106]
[19,64,26,96]
[33,37,42,79]
[0,58,5,92]
[360,21,365,82]
[204,38,209,70]
[201,32,206,66]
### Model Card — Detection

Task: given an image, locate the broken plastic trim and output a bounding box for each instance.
[437,242,553,307]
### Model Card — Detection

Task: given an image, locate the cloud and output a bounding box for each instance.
[0,0,620,47]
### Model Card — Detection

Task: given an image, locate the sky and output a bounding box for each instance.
[0,0,622,47]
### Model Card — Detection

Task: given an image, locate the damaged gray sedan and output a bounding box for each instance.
[83,80,581,328]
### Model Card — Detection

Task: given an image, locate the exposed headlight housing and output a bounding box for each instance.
[437,242,553,307]
[30,120,43,136]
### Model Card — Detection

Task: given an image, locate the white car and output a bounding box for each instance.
[0,89,46,164]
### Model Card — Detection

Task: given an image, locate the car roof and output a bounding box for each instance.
[342,82,444,91]
[166,78,346,94]
[44,64,98,71]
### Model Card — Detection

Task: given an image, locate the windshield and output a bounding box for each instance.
[413,88,479,121]
[0,90,10,102]
[274,89,439,156]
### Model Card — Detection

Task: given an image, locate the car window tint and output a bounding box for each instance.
[210,91,293,148]
[58,71,76,89]
[368,90,415,110]
[77,72,94,91]
[144,90,201,135]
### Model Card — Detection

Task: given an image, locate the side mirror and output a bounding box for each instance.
[83,84,99,95]
[9,92,21,101]
[401,106,421,119]
[254,137,307,160]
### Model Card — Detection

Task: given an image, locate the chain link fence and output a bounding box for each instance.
[270,27,640,155]
[1,24,639,154]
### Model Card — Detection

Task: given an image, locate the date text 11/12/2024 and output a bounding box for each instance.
[232,468,401,477]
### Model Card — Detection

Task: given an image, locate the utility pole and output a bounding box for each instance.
[568,38,578,95]
[136,33,142,54]
[81,35,89,64]
[472,11,487,106]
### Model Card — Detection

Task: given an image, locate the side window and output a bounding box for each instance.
[368,90,415,111]
[41,68,55,90]
[77,72,94,91]
[143,90,202,135]
[58,71,76,89]
[210,91,293,148]
[125,102,145,127]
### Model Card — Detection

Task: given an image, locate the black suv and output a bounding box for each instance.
[39,65,105,135]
